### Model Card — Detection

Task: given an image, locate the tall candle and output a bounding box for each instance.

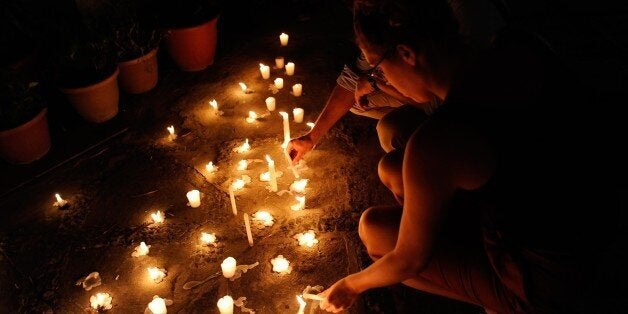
[167,125,176,140]
[274,78,284,89]
[266,155,278,192]
[259,63,270,79]
[293,108,304,123]
[297,295,306,314]
[147,296,167,314]
[217,295,234,314]
[228,185,238,216]
[279,112,290,148]
[292,84,302,97]
[284,147,300,178]
[53,193,68,207]
[275,57,285,69]
[285,62,295,76]
[221,257,237,278]
[244,213,254,246]
[265,97,276,111]
[279,33,289,46]
[90,293,113,311]
[186,190,201,208]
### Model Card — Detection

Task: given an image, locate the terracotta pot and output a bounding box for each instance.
[165,17,218,72]
[0,108,51,164]
[118,48,159,94]
[60,68,120,123]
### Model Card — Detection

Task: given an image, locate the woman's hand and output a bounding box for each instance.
[287,133,315,165]
[355,76,376,110]
[319,278,359,313]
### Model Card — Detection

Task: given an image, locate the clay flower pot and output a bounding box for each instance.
[118,48,159,94]
[0,108,51,164]
[60,68,120,123]
[165,17,218,72]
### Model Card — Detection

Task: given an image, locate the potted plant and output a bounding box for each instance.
[55,34,120,123]
[0,70,51,164]
[111,0,162,94]
[158,0,221,72]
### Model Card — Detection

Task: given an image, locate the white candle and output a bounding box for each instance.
[221,257,237,278]
[284,147,300,178]
[90,293,113,311]
[279,112,291,148]
[275,57,285,69]
[292,84,302,97]
[295,230,319,248]
[147,267,167,283]
[132,241,151,257]
[279,33,289,46]
[228,185,238,216]
[238,82,248,93]
[266,155,278,192]
[274,78,284,89]
[167,125,176,140]
[271,255,291,274]
[245,111,258,123]
[297,295,306,314]
[200,232,216,245]
[209,99,218,111]
[265,97,276,111]
[53,193,68,207]
[206,161,217,173]
[290,195,306,211]
[151,210,165,224]
[217,295,234,314]
[237,159,248,171]
[244,213,254,246]
[306,122,315,130]
[252,210,274,227]
[235,138,250,153]
[259,63,270,79]
[293,107,304,123]
[285,62,295,76]
[259,171,270,182]
[232,178,245,190]
[186,190,201,208]
[148,296,167,314]
[290,179,308,193]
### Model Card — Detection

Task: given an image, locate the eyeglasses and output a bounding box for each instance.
[365,48,393,82]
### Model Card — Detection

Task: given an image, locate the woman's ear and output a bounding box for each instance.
[396,44,417,67]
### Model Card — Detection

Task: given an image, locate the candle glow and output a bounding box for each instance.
[259,63,270,79]
[259,171,271,182]
[238,82,248,93]
[147,296,168,314]
[235,139,250,153]
[252,210,274,227]
[295,230,319,248]
[90,292,113,311]
[217,295,234,314]
[132,241,151,257]
[200,232,217,245]
[53,193,68,207]
[265,97,276,111]
[285,62,295,76]
[151,210,165,224]
[167,125,176,140]
[206,161,217,173]
[147,267,167,283]
[274,78,284,89]
[232,178,245,190]
[290,179,308,193]
[292,84,302,97]
[186,190,201,208]
[221,257,237,278]
[245,111,258,123]
[279,33,289,46]
[237,159,248,171]
[209,99,218,110]
[271,255,292,274]
[275,57,285,69]
[293,107,304,123]
[290,195,306,211]
[279,112,290,148]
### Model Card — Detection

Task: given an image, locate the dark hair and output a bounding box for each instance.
[353,0,462,65]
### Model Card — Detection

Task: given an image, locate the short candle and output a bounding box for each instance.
[167,125,176,140]
[90,293,113,311]
[292,84,302,97]
[275,56,285,69]
[147,296,167,314]
[221,257,237,278]
[271,255,291,274]
[217,295,234,314]
[151,210,165,224]
[290,179,308,193]
[53,193,68,207]
[293,108,304,123]
[245,111,258,123]
[274,78,284,89]
[295,230,319,248]
[132,242,151,257]
[279,32,289,46]
[186,190,201,208]
[252,210,274,227]
[237,159,248,171]
[200,232,216,245]
[147,267,167,283]
[235,138,250,153]
[206,161,217,173]
[265,97,276,111]
[259,63,270,79]
[285,62,295,76]
[290,195,306,211]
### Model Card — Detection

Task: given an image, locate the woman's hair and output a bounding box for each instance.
[353,0,462,65]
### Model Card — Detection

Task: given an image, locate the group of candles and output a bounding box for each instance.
[66,31,324,314]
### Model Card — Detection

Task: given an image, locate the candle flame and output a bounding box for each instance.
[90,292,113,310]
[253,210,274,226]
[295,230,319,248]
[237,159,248,171]
[147,267,167,283]
[209,99,218,110]
[232,178,245,190]
[260,171,271,182]
[206,161,217,173]
[148,296,167,313]
[167,125,175,135]
[239,82,248,92]
[151,210,165,224]
[55,193,63,202]
[245,111,258,123]
[290,179,308,193]
[132,241,151,257]
[235,138,251,153]
[271,255,291,273]
[201,232,217,245]
[290,195,306,211]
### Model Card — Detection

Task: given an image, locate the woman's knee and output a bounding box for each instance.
[358,206,401,259]
[378,151,403,198]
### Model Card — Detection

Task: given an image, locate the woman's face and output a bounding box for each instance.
[360,43,435,104]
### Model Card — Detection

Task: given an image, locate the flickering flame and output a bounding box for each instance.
[151,210,165,224]
[206,161,217,173]
[295,230,319,248]
[239,82,248,92]
[252,210,274,227]
[209,99,218,110]
[237,160,248,171]
[259,171,271,182]
[147,267,167,283]
[53,193,68,207]
[201,232,216,245]
[132,242,150,257]
[290,195,306,211]
[235,139,251,153]
[271,255,291,273]
[245,111,258,123]
[290,179,308,193]
[90,292,113,310]
[232,178,245,190]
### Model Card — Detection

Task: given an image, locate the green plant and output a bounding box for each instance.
[0,70,43,131]
[109,0,162,61]
[157,0,222,29]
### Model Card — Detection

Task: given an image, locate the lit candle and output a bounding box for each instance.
[244,213,254,246]
[259,63,270,79]
[285,62,295,76]
[147,267,167,283]
[90,292,113,311]
[53,193,68,207]
[252,210,274,227]
[266,155,278,192]
[245,111,258,123]
[147,296,167,314]
[234,138,250,153]
[274,78,284,89]
[209,99,218,111]
[292,84,302,97]
[297,295,306,314]
[290,195,306,211]
[186,190,201,208]
[265,97,276,111]
[279,33,289,46]
[229,179,244,216]
[217,295,234,314]
[237,159,248,171]
[238,82,248,93]
[284,147,300,178]
[132,241,151,257]
[306,122,315,130]
[293,108,304,123]
[279,112,291,147]
[232,178,245,190]
[200,232,216,245]
[259,171,270,182]
[271,255,291,274]
[206,161,217,173]
[167,125,176,141]
[221,257,237,278]
[151,210,165,224]
[275,57,285,69]
[295,230,319,248]
[290,179,308,193]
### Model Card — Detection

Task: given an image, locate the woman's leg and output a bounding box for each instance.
[378,150,404,204]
